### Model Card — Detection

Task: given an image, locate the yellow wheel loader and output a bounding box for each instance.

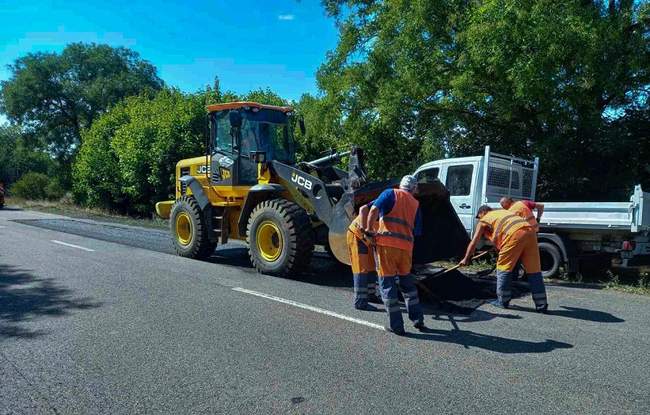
[156,101,469,276]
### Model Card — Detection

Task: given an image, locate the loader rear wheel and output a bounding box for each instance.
[247,199,314,276]
[170,196,216,259]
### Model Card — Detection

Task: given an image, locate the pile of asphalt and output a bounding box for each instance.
[415,269,529,315]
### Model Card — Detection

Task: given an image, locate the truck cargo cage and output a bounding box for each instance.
[481,146,539,203]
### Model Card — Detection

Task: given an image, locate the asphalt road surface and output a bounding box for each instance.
[1,208,649,414]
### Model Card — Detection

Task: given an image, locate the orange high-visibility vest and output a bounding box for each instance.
[480,209,532,249]
[375,189,419,251]
[509,201,538,232]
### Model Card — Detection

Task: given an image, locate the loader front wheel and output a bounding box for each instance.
[247,199,314,276]
[170,196,215,259]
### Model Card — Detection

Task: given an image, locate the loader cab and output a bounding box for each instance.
[208,102,296,186]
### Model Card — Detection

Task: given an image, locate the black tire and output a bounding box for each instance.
[170,195,216,259]
[539,241,562,279]
[247,198,314,276]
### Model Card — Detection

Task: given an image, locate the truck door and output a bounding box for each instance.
[445,163,477,234]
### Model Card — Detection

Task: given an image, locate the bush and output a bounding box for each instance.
[73,88,206,215]
[73,86,289,215]
[45,179,65,200]
[10,172,50,200]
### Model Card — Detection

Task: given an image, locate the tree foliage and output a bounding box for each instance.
[10,172,63,201]
[0,125,55,185]
[73,89,205,214]
[0,43,163,186]
[73,85,289,215]
[319,0,650,199]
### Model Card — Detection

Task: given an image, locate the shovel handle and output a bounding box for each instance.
[436,250,491,277]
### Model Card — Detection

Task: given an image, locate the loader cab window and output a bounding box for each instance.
[259,121,294,164]
[214,113,233,154]
[214,108,295,162]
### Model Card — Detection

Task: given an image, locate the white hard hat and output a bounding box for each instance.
[399,175,417,192]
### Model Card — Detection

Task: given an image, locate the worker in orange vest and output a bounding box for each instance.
[347,204,381,310]
[500,197,545,231]
[460,205,548,312]
[365,175,425,335]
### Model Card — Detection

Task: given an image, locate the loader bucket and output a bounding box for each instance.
[412,181,470,263]
[327,179,470,266]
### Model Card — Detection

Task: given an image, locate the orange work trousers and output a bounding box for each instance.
[376,245,412,277]
[496,228,541,273]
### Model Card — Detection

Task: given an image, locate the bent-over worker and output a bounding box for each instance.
[500,197,544,231]
[347,204,381,310]
[460,205,548,312]
[365,175,425,335]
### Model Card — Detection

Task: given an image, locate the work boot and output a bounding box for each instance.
[488,299,510,309]
[535,304,548,314]
[355,304,379,312]
[385,326,406,336]
[368,295,383,304]
[413,321,427,332]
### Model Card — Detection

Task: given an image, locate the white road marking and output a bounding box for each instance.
[232,287,384,331]
[51,240,95,252]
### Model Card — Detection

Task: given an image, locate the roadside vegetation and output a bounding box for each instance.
[4,196,167,229]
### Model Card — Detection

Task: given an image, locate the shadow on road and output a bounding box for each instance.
[0,261,100,341]
[407,326,573,353]
[429,309,523,323]
[208,246,353,288]
[510,304,625,323]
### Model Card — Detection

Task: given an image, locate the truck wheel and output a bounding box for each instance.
[170,195,216,259]
[247,199,314,276]
[539,242,561,279]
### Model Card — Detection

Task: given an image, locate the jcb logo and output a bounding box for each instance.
[291,172,313,190]
[197,165,210,174]
[220,168,231,179]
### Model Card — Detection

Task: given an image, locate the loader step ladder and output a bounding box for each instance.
[211,208,229,244]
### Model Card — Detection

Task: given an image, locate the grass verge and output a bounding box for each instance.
[432,259,650,296]
[4,197,168,230]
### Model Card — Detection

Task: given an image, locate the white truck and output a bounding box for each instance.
[414,146,650,278]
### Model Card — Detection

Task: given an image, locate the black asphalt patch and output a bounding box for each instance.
[417,269,529,315]
[14,218,175,254]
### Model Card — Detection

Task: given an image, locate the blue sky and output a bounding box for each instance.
[0,0,339,101]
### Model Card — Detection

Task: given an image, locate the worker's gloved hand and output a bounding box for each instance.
[365,234,377,246]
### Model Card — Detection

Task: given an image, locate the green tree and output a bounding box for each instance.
[319,0,650,198]
[74,89,205,214]
[449,0,650,199]
[0,124,55,185]
[292,93,345,162]
[1,43,164,187]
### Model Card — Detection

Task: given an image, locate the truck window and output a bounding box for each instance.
[416,168,439,184]
[446,165,473,196]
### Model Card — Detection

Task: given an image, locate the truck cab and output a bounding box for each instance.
[414,146,539,236]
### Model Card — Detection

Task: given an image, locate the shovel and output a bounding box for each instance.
[414,251,491,302]
[418,250,491,279]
